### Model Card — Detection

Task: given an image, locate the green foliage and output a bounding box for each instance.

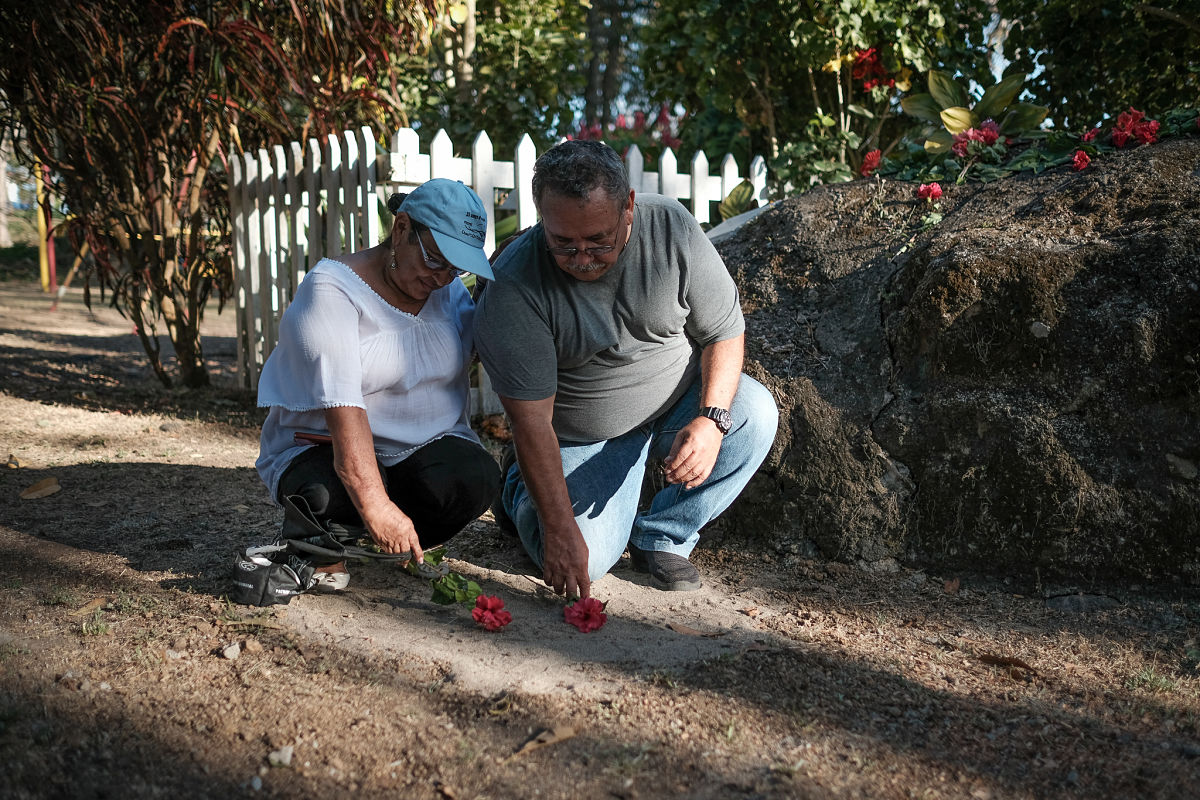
[718,180,758,222]
[417,1,590,154]
[406,548,482,605]
[998,0,1200,131]
[640,0,994,194]
[429,572,483,606]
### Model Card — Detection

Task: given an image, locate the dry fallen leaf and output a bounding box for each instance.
[978,652,1038,675]
[20,476,62,500]
[70,597,110,617]
[740,607,760,617]
[512,726,575,757]
[944,577,961,595]
[667,622,723,638]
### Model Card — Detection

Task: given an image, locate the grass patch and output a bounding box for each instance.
[1127,665,1178,694]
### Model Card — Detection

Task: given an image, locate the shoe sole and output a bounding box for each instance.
[649,575,702,592]
[312,572,350,592]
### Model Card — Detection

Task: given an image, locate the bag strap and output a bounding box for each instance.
[278,494,412,563]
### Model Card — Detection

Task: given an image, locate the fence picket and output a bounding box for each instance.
[322,135,342,257]
[357,127,380,249]
[514,135,537,231]
[287,141,306,299]
[228,125,770,402]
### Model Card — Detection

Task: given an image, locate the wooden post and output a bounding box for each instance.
[36,161,56,293]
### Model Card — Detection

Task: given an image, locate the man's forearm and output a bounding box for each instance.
[700,333,745,409]
[500,396,574,529]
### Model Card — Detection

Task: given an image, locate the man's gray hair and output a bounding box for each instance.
[532,140,630,211]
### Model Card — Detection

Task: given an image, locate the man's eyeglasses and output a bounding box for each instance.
[414,226,464,277]
[545,215,624,259]
[546,243,617,258]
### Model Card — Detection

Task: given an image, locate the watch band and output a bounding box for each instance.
[698,406,732,435]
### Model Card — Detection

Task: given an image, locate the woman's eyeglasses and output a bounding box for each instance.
[415,228,465,277]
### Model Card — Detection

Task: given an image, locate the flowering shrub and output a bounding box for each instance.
[917,182,943,201]
[1072,150,1090,171]
[950,119,1001,158]
[860,149,882,177]
[471,595,512,632]
[563,597,607,633]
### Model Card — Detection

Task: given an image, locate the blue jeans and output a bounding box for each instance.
[502,374,778,581]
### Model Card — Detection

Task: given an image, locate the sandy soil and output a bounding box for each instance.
[1,277,1199,799]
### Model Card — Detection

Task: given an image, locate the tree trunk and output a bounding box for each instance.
[456,0,477,108]
[0,136,12,248]
[583,1,607,125]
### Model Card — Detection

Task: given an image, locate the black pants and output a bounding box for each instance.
[277,436,501,549]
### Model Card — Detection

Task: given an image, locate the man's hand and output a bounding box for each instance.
[542,521,591,599]
[663,417,724,489]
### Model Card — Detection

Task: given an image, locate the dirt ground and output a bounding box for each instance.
[1,276,1199,799]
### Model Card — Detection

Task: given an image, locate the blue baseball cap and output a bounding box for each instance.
[399,179,494,280]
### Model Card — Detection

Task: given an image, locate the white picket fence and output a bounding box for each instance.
[228,125,769,408]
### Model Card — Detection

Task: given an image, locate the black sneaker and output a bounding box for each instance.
[491,444,518,537]
[628,543,701,591]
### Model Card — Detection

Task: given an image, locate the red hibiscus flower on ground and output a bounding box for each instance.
[564,597,607,633]
[860,149,881,177]
[1073,150,1091,171]
[918,182,943,201]
[1112,107,1159,148]
[472,595,512,632]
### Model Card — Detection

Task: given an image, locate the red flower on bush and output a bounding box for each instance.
[1073,150,1090,171]
[951,119,1002,158]
[852,47,893,91]
[860,149,882,177]
[472,595,512,632]
[564,597,607,633]
[917,182,943,201]
[1082,127,1099,143]
[978,119,1001,146]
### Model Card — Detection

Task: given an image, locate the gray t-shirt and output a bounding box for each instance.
[474,193,744,442]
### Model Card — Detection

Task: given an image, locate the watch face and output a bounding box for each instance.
[701,407,732,434]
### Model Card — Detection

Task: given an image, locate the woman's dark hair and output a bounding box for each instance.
[383,192,421,246]
[532,140,629,212]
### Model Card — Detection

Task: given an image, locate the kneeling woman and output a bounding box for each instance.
[255,179,501,590]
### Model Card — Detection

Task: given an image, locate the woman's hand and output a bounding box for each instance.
[361,502,424,563]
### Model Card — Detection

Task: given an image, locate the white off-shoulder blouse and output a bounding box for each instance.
[255,258,480,501]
